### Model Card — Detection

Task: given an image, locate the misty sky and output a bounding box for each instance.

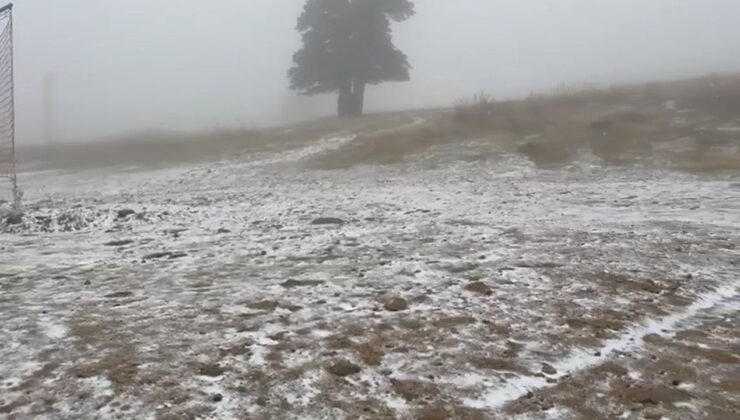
[15,0,740,143]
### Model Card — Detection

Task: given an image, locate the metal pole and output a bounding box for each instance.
[6,4,18,210]
[44,74,54,145]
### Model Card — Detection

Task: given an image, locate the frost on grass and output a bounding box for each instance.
[1,137,739,419]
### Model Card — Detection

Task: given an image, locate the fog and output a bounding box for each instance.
[16,0,740,144]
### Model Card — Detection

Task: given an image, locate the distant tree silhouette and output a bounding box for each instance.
[289,0,415,118]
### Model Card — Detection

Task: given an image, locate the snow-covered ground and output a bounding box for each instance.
[1,134,739,419]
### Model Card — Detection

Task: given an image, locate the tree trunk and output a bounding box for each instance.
[337,81,352,118]
[352,80,366,116]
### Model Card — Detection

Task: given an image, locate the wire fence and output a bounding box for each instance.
[0,3,17,208]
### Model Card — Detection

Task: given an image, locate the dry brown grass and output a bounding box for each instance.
[19,129,274,171]
[311,74,740,173]
[17,111,431,171]
[21,74,740,174]
[308,116,456,169]
[454,92,496,125]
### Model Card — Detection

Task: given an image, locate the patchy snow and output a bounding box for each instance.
[1,130,739,418]
[464,284,738,410]
[37,313,68,340]
[715,126,740,132]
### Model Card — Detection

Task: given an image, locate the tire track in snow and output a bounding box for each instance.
[463,283,739,411]
[261,117,426,166]
[241,134,358,168]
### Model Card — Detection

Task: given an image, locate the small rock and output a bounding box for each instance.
[644,407,667,420]
[211,393,223,403]
[5,212,23,225]
[248,300,280,312]
[280,279,325,289]
[104,239,134,247]
[326,359,361,377]
[541,363,557,375]
[144,251,171,260]
[269,331,287,341]
[198,363,224,377]
[628,403,643,412]
[104,291,133,299]
[117,209,136,219]
[445,262,479,274]
[143,251,186,260]
[383,297,409,312]
[465,281,492,295]
[311,217,345,226]
[217,228,231,234]
[166,228,188,236]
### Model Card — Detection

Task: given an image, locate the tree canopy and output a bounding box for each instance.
[289,0,415,117]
